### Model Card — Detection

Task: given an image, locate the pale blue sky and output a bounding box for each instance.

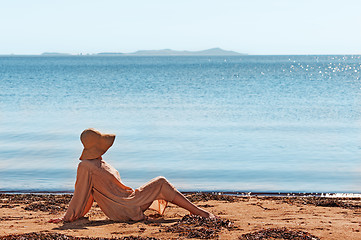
[1,0,360,55]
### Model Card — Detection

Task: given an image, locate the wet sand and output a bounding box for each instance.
[1,193,360,239]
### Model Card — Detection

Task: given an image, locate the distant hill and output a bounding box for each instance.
[129,48,245,56]
[41,52,71,56]
[40,48,245,56]
[97,52,123,55]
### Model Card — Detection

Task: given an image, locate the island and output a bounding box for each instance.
[34,48,246,56]
[97,52,123,55]
[41,52,71,56]
[128,48,245,56]
[96,48,245,56]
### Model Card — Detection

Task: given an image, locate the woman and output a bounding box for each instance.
[49,128,214,223]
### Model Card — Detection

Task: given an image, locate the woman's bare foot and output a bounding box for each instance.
[207,212,217,219]
[198,209,216,219]
[171,192,218,219]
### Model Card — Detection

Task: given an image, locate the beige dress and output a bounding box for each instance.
[63,159,178,222]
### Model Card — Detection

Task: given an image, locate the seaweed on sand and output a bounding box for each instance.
[283,197,361,209]
[0,194,72,213]
[0,232,159,240]
[164,215,235,239]
[185,193,239,203]
[238,227,320,240]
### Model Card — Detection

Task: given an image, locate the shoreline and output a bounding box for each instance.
[1,192,361,239]
[1,190,361,198]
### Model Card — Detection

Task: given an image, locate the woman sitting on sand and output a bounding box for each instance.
[49,128,214,223]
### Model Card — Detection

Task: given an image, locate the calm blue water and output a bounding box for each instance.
[0,55,360,193]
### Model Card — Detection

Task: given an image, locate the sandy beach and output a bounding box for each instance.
[0,193,360,239]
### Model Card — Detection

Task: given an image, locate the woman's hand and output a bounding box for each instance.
[48,217,63,223]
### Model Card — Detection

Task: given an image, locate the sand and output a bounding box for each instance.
[0,193,361,239]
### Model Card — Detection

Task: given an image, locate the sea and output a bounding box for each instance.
[0,55,360,194]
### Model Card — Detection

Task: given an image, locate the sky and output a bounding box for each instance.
[0,0,360,55]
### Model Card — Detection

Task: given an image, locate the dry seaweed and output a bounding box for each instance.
[24,202,65,213]
[282,197,361,209]
[0,204,18,208]
[0,232,159,240]
[164,215,235,239]
[239,227,320,240]
[0,194,72,213]
[186,193,239,203]
[0,194,72,205]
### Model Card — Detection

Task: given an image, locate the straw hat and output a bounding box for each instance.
[79,128,116,160]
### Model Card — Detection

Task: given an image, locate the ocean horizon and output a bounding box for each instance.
[0,55,360,193]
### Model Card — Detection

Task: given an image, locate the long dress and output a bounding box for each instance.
[63,159,178,222]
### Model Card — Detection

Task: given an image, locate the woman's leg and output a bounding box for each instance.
[139,176,215,218]
[155,177,215,218]
[171,191,215,219]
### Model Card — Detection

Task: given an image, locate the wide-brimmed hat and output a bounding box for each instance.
[79,128,116,160]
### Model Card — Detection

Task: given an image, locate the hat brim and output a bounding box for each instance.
[79,134,115,160]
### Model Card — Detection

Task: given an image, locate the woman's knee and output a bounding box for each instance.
[154,176,176,190]
[153,176,178,192]
[154,176,178,202]
[154,176,168,184]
